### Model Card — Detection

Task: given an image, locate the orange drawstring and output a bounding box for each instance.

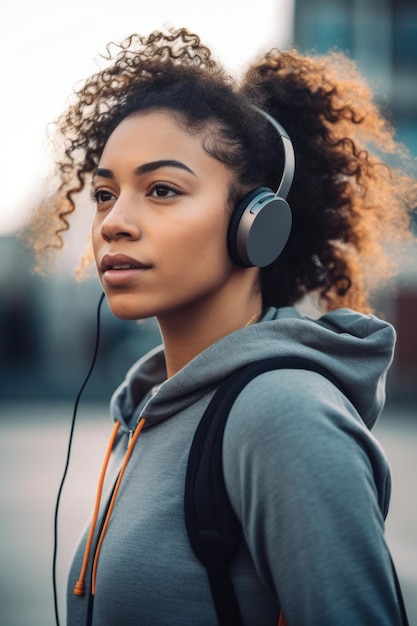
[91,416,146,595]
[278,609,287,626]
[73,417,146,597]
[73,420,120,596]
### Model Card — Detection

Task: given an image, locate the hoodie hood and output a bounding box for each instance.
[111,306,395,432]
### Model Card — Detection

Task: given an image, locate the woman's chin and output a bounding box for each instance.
[104,294,152,321]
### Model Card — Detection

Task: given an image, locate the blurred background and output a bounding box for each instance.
[1,0,416,624]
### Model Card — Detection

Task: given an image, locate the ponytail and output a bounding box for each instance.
[241,50,417,312]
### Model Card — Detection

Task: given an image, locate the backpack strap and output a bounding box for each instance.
[184,356,344,625]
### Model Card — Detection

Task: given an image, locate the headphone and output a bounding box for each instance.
[227,106,295,268]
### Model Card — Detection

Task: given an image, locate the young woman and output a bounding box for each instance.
[28,28,416,625]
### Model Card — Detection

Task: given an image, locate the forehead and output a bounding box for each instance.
[97,110,234,187]
[102,110,206,157]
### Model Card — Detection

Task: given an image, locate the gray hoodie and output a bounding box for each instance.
[67,306,403,625]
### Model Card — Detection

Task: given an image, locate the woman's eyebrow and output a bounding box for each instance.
[93,167,114,180]
[134,160,196,176]
[93,160,196,180]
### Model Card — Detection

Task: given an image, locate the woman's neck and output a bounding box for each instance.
[157,292,263,378]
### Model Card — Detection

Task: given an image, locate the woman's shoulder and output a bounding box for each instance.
[222,365,392,516]
[225,366,356,437]
[222,365,390,495]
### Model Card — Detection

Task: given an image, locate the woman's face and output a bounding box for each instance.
[91,110,245,321]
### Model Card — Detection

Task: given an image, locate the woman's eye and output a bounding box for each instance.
[149,183,181,198]
[91,188,116,204]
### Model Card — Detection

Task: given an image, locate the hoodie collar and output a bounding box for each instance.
[111,306,395,432]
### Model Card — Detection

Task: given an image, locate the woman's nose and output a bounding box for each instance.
[100,198,141,242]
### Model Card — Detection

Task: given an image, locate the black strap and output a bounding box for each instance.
[184,356,344,625]
[184,356,409,626]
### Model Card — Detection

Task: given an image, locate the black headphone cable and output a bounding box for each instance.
[52,292,106,626]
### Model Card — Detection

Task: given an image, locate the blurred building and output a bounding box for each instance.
[293,0,417,402]
[294,0,417,152]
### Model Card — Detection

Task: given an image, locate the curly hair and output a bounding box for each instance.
[26,27,417,313]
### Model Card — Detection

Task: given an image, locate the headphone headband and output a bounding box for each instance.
[251,106,295,200]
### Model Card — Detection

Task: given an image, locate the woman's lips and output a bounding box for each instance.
[100,254,151,287]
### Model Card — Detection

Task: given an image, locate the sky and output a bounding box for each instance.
[0,0,294,236]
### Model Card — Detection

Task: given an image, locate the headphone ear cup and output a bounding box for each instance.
[228,188,268,267]
[228,187,292,268]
